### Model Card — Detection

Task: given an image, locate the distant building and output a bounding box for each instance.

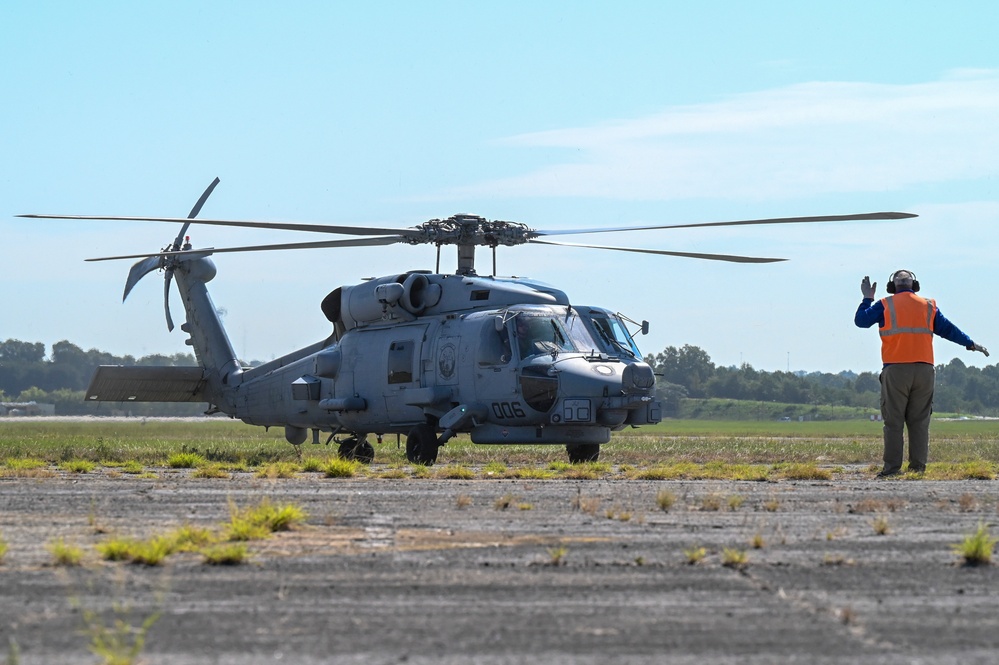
[0,401,55,416]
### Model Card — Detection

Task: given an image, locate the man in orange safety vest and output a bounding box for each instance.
[855,270,989,477]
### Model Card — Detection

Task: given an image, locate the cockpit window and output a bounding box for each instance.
[479,318,513,366]
[588,315,641,358]
[514,315,576,359]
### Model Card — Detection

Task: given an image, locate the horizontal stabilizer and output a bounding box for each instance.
[86,366,208,403]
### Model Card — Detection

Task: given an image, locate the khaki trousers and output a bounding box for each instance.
[880,363,935,473]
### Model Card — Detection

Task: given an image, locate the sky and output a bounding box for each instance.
[2,1,998,374]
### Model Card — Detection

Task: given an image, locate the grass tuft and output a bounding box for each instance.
[323,458,361,478]
[59,459,96,474]
[47,538,84,566]
[655,489,677,512]
[953,522,997,566]
[684,546,707,565]
[201,543,250,565]
[721,548,749,569]
[256,462,300,479]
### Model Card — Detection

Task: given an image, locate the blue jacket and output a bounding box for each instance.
[855,289,976,363]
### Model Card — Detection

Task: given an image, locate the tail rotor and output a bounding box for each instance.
[122,177,221,331]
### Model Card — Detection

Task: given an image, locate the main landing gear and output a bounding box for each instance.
[565,443,600,464]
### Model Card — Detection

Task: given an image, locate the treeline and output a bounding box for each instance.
[0,339,204,416]
[3,338,998,418]
[645,344,999,417]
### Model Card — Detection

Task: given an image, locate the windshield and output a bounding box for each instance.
[586,313,641,358]
[513,314,577,359]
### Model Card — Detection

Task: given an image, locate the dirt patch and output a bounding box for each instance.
[1,470,998,664]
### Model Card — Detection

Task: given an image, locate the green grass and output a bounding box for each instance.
[2,417,999,472]
[201,543,250,565]
[47,538,84,566]
[953,522,997,566]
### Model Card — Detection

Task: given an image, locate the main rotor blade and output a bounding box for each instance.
[86,235,406,262]
[529,211,917,237]
[19,214,422,238]
[172,177,222,250]
[529,239,786,263]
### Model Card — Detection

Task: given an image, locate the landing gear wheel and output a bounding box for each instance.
[406,424,440,466]
[337,436,375,464]
[566,443,600,464]
[353,440,375,464]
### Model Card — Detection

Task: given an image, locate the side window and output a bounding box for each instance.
[387,340,414,384]
[478,320,512,366]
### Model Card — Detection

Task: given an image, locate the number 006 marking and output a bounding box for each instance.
[491,401,526,419]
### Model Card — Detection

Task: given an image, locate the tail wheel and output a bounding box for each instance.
[406,424,440,466]
[566,443,600,464]
[338,436,375,464]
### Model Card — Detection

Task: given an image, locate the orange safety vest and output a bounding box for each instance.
[879,292,937,364]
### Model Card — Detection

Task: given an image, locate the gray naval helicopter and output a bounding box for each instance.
[22,179,914,465]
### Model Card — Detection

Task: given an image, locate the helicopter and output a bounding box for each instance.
[21,179,915,465]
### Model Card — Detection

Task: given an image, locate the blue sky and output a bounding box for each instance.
[2,1,998,373]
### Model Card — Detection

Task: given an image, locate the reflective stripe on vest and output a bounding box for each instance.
[879,293,936,364]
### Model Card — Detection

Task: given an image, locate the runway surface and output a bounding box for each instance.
[1,470,998,664]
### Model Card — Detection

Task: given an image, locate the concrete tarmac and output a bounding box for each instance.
[1,470,998,664]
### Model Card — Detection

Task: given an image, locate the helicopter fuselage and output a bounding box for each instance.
[155,257,661,463]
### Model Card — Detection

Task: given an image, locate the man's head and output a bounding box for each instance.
[887,269,920,293]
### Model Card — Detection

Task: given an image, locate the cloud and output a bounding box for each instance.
[443,70,999,201]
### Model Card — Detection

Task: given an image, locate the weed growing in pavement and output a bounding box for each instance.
[6,637,20,664]
[96,538,137,562]
[377,468,408,479]
[437,464,475,479]
[201,543,250,565]
[323,457,361,478]
[192,464,230,479]
[455,494,473,509]
[73,593,161,665]
[0,532,8,562]
[872,516,891,535]
[700,494,723,512]
[750,533,765,549]
[655,489,677,512]
[127,537,174,566]
[727,495,745,511]
[483,461,507,477]
[48,538,84,566]
[238,498,308,533]
[167,525,216,552]
[953,522,997,566]
[300,456,325,472]
[572,493,601,515]
[546,546,569,566]
[958,493,979,512]
[762,497,780,512]
[775,462,832,481]
[120,461,144,474]
[822,553,854,566]
[60,460,96,474]
[494,494,516,510]
[721,548,749,569]
[518,503,534,511]
[684,546,707,565]
[256,462,300,479]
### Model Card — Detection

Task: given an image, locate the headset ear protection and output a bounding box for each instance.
[886,269,920,294]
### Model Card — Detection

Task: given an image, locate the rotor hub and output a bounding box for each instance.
[408,215,532,248]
